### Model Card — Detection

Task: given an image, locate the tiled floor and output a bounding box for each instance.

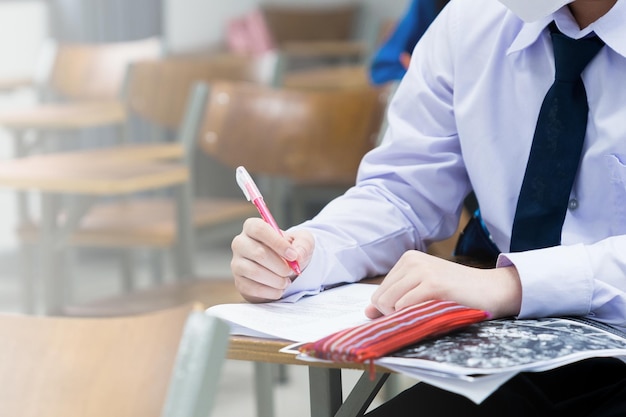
[0,233,409,417]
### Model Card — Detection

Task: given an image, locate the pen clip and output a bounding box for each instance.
[236,166,262,202]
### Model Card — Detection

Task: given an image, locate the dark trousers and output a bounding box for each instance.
[367,358,626,417]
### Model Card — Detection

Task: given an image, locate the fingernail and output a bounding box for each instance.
[285,247,298,261]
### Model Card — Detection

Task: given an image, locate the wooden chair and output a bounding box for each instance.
[0,302,229,417]
[198,80,389,226]
[281,63,371,90]
[261,3,360,46]
[199,80,469,258]
[43,37,162,102]
[0,37,161,158]
[260,3,368,77]
[17,57,271,298]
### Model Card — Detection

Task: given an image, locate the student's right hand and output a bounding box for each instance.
[231,217,314,303]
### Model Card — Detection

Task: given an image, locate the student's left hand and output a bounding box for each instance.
[365,250,522,320]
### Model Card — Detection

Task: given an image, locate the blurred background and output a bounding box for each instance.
[0,0,413,265]
[0,1,418,416]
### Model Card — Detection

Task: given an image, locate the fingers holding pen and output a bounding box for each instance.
[231,218,313,302]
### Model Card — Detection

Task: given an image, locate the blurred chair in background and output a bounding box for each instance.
[0,37,162,157]
[199,80,389,227]
[63,79,388,417]
[261,2,366,67]
[0,302,229,417]
[252,2,368,86]
[0,38,163,283]
[17,56,272,303]
[280,62,371,91]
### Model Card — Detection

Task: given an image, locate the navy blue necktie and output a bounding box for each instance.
[510,24,604,252]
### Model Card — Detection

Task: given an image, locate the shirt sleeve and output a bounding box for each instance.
[284,8,471,298]
[498,235,626,330]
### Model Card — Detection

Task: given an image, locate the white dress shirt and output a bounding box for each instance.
[285,0,626,330]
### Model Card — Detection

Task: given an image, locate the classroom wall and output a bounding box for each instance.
[163,0,409,54]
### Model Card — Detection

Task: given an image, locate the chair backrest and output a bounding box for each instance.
[198,81,389,186]
[0,303,229,417]
[46,37,162,101]
[125,55,273,130]
[260,3,360,46]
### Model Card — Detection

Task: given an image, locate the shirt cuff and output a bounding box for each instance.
[497,244,593,318]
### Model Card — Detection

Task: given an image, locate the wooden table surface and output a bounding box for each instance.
[282,64,371,90]
[0,147,193,315]
[0,152,188,194]
[0,76,33,92]
[280,40,367,59]
[0,100,125,130]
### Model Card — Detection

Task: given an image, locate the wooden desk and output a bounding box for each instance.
[229,335,391,417]
[281,41,367,61]
[282,65,370,90]
[0,151,193,314]
[0,76,33,93]
[228,278,390,417]
[0,100,125,131]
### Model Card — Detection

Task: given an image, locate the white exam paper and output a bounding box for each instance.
[206,283,377,342]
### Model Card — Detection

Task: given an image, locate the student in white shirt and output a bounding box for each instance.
[231,0,626,414]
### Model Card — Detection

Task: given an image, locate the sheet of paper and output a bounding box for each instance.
[380,363,518,404]
[206,283,377,342]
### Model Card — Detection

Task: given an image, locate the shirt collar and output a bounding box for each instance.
[506,1,626,58]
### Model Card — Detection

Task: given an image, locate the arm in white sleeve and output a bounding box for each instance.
[498,235,626,331]
[283,9,471,298]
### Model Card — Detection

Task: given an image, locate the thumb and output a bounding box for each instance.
[365,304,384,319]
[285,230,315,268]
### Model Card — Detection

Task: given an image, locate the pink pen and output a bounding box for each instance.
[236,166,302,276]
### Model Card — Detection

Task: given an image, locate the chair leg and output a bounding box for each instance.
[172,183,195,280]
[19,243,36,314]
[119,250,135,292]
[148,249,166,285]
[58,247,73,305]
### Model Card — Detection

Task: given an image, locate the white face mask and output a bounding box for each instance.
[498,0,574,22]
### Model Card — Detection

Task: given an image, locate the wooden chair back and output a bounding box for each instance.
[125,55,272,130]
[46,37,161,101]
[260,3,360,46]
[0,303,229,417]
[198,81,389,186]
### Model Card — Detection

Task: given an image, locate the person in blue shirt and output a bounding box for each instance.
[369,0,449,85]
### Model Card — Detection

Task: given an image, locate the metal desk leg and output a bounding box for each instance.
[19,243,36,314]
[173,183,195,280]
[336,372,389,417]
[14,131,31,225]
[309,367,343,417]
[254,361,276,417]
[39,193,62,315]
[14,131,36,313]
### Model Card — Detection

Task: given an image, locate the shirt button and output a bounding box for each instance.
[568,198,579,210]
